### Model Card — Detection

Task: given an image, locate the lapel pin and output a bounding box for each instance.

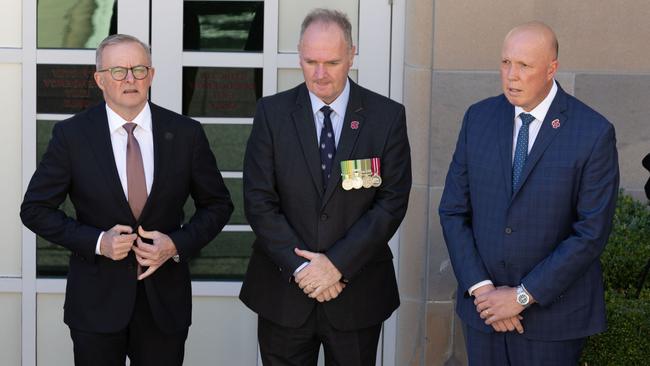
[350,121,359,130]
[551,119,560,129]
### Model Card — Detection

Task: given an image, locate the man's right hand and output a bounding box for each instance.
[491,315,524,334]
[315,282,346,303]
[100,225,137,260]
[471,283,524,334]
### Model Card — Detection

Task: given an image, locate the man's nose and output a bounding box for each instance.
[507,65,519,80]
[124,69,136,82]
[314,64,326,78]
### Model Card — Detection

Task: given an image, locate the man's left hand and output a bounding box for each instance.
[132,226,179,280]
[474,286,527,325]
[294,248,342,299]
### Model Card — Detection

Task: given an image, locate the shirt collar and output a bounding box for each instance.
[514,80,558,122]
[106,103,152,134]
[308,78,351,118]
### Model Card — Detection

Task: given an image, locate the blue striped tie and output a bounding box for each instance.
[319,106,336,189]
[512,113,535,191]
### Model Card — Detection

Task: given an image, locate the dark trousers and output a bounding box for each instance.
[258,304,382,366]
[464,323,586,366]
[69,282,188,366]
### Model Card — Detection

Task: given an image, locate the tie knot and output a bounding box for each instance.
[320,105,333,118]
[123,123,137,135]
[519,113,535,126]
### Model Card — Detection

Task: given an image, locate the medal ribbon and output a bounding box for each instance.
[371,157,381,176]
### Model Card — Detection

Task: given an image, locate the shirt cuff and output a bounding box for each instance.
[468,280,493,296]
[293,262,309,276]
[95,232,104,255]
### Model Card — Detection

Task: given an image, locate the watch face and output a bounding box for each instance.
[517,292,529,305]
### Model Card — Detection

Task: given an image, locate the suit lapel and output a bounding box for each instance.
[292,85,325,194]
[511,87,568,199]
[322,81,365,206]
[497,97,515,198]
[139,103,175,220]
[79,103,134,220]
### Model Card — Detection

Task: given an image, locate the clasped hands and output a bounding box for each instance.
[294,248,345,303]
[473,284,529,334]
[100,224,178,280]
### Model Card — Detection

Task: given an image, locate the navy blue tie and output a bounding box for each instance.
[512,113,535,191]
[319,106,336,189]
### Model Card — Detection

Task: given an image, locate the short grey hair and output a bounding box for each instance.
[299,8,353,49]
[95,34,151,69]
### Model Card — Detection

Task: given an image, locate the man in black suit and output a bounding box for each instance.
[20,34,233,365]
[240,8,411,365]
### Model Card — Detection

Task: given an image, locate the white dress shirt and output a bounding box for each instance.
[293,80,351,275]
[96,103,155,254]
[468,80,558,296]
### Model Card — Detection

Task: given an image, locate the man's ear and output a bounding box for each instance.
[93,72,105,90]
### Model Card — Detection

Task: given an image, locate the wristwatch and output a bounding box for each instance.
[516,285,530,307]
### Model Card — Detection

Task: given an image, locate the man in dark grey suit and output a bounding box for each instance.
[240,8,411,365]
[439,22,619,365]
[21,34,233,365]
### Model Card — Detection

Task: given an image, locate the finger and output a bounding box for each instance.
[117,233,138,243]
[132,245,146,257]
[136,256,153,266]
[333,282,343,293]
[503,318,516,332]
[512,318,524,334]
[294,267,310,282]
[309,286,326,299]
[138,265,158,280]
[296,274,315,287]
[475,303,487,313]
[328,287,339,300]
[479,309,490,319]
[474,295,489,306]
[491,321,504,332]
[316,295,326,303]
[302,283,313,294]
[137,226,157,240]
[136,238,155,252]
[112,224,133,234]
[297,274,319,289]
[294,248,318,260]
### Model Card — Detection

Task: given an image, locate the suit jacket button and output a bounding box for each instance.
[504,227,513,234]
[320,214,329,221]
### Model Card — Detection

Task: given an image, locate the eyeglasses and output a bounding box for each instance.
[97,65,151,81]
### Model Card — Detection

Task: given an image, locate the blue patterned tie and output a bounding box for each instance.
[319,106,336,189]
[512,113,535,191]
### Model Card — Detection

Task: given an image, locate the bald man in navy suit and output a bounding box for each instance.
[439,22,619,365]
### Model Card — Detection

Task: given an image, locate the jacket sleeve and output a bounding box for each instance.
[243,100,308,275]
[522,123,619,306]
[20,122,102,263]
[438,107,493,293]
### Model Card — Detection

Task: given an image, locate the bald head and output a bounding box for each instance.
[500,21,559,111]
[505,21,558,60]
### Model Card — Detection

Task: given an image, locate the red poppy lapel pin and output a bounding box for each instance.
[551,119,560,129]
[350,120,360,130]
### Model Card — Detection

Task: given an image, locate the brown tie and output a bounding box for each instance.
[123,123,148,220]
